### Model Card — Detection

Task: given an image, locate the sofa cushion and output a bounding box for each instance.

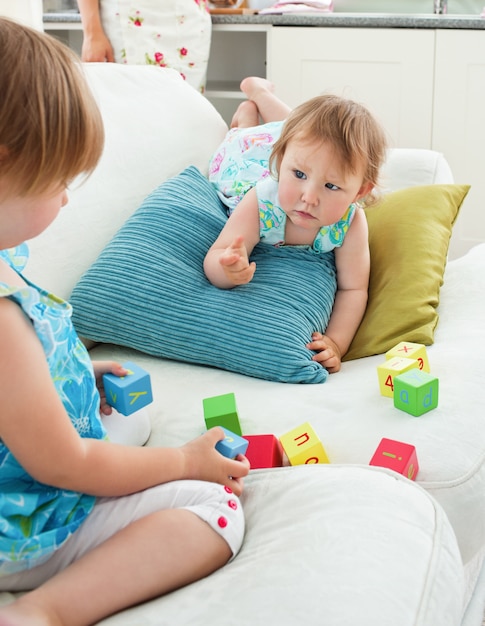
[344,183,469,360]
[71,166,337,384]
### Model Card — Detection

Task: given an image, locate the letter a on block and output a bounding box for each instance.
[279,422,330,466]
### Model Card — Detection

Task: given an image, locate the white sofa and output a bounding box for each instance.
[4,63,485,625]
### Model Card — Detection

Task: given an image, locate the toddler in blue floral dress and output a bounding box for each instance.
[0,18,248,626]
[205,77,388,374]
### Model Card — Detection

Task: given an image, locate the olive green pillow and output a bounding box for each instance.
[344,184,469,361]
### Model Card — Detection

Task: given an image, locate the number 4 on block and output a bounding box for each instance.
[377,356,419,398]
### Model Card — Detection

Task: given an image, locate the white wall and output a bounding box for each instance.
[0,0,43,30]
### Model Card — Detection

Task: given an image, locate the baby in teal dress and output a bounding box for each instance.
[205,77,388,374]
[0,18,248,625]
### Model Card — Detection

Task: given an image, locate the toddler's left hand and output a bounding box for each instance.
[306,332,342,373]
[93,361,129,415]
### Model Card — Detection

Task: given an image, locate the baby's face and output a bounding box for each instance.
[0,181,68,249]
[277,138,370,238]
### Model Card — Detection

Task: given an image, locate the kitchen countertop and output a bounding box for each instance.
[43,11,485,29]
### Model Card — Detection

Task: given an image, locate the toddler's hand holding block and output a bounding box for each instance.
[103,361,153,416]
[244,434,284,469]
[369,437,419,480]
[202,392,242,435]
[279,422,330,466]
[215,427,249,459]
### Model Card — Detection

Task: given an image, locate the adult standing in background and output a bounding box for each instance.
[77,0,212,92]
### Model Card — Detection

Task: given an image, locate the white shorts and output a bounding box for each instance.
[0,480,244,591]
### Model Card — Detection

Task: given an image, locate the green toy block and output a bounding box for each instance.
[394,369,439,416]
[202,392,242,435]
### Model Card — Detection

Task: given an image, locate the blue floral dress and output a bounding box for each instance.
[208,121,357,254]
[0,245,105,576]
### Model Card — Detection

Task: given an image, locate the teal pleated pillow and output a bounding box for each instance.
[71,166,337,383]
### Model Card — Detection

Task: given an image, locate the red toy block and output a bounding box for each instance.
[369,437,419,481]
[244,434,284,469]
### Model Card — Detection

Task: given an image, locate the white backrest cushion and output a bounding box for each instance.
[380,148,454,192]
[24,63,228,299]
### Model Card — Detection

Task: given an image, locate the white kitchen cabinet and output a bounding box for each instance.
[268,26,435,150]
[433,29,485,258]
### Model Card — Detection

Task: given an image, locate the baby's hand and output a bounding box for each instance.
[219,235,256,286]
[306,332,342,373]
[92,360,129,415]
[181,428,250,496]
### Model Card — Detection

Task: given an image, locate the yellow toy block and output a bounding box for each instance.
[377,356,419,398]
[279,422,330,466]
[385,341,430,373]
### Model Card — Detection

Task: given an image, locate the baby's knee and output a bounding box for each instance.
[186,483,245,559]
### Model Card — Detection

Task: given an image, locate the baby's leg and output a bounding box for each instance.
[0,510,231,626]
[0,481,244,626]
[230,100,259,128]
[240,76,291,123]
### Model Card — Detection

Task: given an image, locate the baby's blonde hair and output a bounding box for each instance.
[269,94,387,205]
[0,18,104,199]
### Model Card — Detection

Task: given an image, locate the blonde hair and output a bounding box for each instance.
[269,95,387,205]
[0,18,104,199]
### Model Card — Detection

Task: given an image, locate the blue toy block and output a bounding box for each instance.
[215,427,249,459]
[103,361,153,416]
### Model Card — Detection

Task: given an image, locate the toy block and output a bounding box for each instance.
[103,361,153,416]
[215,427,249,459]
[279,422,329,466]
[386,341,430,373]
[377,356,419,398]
[244,434,284,469]
[394,369,439,416]
[202,392,242,435]
[369,437,419,481]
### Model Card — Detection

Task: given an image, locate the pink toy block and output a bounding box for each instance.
[215,427,249,459]
[244,434,284,469]
[103,361,153,416]
[385,341,430,373]
[279,422,330,466]
[369,438,419,481]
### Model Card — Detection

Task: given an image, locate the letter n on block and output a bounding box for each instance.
[369,438,419,481]
[279,422,329,466]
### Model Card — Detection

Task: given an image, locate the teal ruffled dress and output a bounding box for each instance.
[0,244,106,576]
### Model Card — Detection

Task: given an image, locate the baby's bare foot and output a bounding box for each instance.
[239,77,275,101]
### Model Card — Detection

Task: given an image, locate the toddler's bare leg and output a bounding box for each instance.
[240,76,291,123]
[0,510,231,626]
[230,100,259,128]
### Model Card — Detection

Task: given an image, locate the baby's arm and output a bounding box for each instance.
[307,209,370,373]
[203,187,261,289]
[0,298,249,497]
